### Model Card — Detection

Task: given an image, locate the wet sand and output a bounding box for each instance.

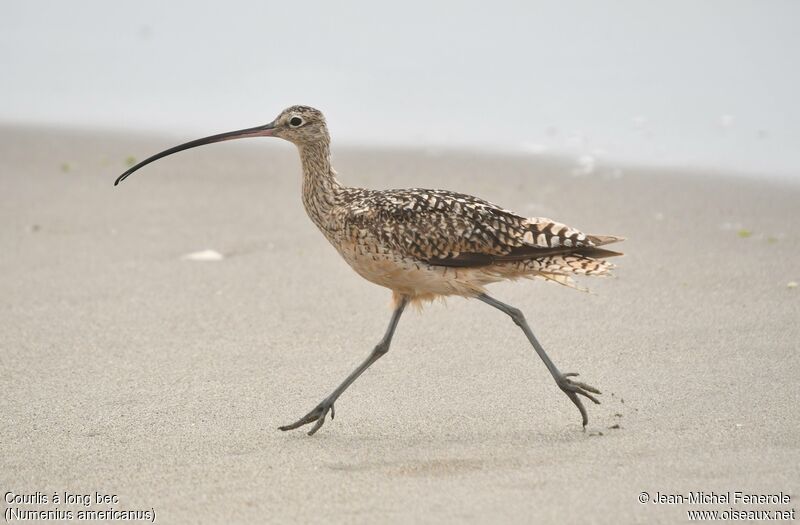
[1,126,798,523]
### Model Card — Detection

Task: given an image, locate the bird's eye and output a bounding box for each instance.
[289,116,304,127]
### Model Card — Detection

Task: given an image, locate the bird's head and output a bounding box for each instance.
[114,105,329,186]
[270,105,329,146]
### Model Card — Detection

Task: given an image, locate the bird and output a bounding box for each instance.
[115,105,624,436]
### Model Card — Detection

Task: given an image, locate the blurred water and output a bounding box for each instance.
[1,0,798,178]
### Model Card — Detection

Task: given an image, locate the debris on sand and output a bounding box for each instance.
[181,249,224,262]
[788,281,798,289]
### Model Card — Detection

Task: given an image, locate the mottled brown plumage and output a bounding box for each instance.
[115,105,623,435]
[279,106,623,307]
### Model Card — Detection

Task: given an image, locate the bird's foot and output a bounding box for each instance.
[278,399,335,436]
[556,372,601,428]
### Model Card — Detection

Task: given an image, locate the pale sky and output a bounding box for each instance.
[2,0,798,177]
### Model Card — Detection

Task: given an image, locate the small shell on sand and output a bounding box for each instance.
[181,249,224,261]
[788,281,798,289]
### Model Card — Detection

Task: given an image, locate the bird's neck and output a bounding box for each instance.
[299,141,342,226]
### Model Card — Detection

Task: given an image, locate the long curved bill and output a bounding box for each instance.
[114,121,276,186]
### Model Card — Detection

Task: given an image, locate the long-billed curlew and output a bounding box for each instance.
[115,106,624,435]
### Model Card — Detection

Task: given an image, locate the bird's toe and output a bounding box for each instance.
[556,373,602,427]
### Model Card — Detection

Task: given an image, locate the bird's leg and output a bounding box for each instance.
[476,293,601,427]
[279,296,409,436]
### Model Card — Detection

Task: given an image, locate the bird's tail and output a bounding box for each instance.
[532,234,624,291]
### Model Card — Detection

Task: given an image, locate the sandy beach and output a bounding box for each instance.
[1,126,798,523]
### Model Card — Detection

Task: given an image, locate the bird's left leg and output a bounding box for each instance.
[279,296,409,436]
[476,293,601,427]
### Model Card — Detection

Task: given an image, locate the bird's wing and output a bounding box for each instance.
[343,188,616,267]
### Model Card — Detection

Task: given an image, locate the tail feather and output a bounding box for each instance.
[535,272,589,292]
[588,234,626,246]
[541,253,615,276]
[497,231,624,292]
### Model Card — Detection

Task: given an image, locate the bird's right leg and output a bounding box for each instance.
[279,296,409,436]
[476,293,601,427]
